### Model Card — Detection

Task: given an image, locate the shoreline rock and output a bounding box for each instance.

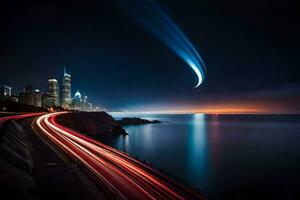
[55,112,161,136]
[117,117,161,126]
[56,112,128,135]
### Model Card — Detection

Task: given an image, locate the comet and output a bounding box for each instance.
[113,0,206,87]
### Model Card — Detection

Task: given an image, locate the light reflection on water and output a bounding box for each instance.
[107,113,300,199]
[187,114,209,190]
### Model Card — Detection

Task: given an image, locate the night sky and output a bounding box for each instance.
[1,0,300,113]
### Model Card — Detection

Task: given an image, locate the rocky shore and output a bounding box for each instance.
[117,117,161,126]
[55,111,127,135]
[55,112,161,136]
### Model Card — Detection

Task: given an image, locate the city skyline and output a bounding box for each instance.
[0,68,95,111]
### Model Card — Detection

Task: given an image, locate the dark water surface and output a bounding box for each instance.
[105,114,300,199]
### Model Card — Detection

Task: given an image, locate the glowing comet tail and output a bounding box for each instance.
[114,0,206,87]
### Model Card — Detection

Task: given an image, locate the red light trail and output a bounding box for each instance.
[34,112,205,200]
[0,112,44,126]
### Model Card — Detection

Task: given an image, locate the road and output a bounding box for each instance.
[0,112,102,200]
[34,112,205,200]
[0,112,44,128]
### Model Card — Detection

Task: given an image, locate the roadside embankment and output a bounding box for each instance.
[0,117,104,200]
[0,120,36,200]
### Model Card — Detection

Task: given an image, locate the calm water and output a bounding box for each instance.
[105,114,300,199]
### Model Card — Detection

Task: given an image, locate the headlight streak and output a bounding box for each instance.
[36,114,131,199]
[0,112,45,129]
[35,112,205,200]
[49,122,153,199]
[113,0,206,88]
[47,116,182,199]
[0,112,44,123]
[44,113,181,199]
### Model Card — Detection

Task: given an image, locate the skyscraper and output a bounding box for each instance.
[82,95,88,111]
[74,90,82,110]
[19,85,35,106]
[48,79,59,106]
[82,96,92,111]
[42,93,56,108]
[34,89,42,107]
[0,85,11,100]
[62,68,72,109]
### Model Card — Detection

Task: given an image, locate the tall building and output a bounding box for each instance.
[19,85,35,105]
[62,68,72,108]
[48,79,59,106]
[82,96,89,111]
[82,96,93,111]
[34,89,42,107]
[42,93,56,108]
[88,102,93,111]
[0,85,11,100]
[74,90,82,110]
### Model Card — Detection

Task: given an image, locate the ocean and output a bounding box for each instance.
[107,113,300,199]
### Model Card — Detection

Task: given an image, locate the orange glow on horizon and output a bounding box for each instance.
[114,98,298,114]
[188,103,268,114]
[129,103,281,114]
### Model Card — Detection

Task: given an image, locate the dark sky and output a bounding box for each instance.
[1,0,300,113]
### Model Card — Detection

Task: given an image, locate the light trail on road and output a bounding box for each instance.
[35,112,205,200]
[0,112,44,126]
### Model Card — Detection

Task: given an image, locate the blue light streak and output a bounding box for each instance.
[114,0,206,87]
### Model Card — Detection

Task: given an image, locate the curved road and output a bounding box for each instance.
[33,112,205,200]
